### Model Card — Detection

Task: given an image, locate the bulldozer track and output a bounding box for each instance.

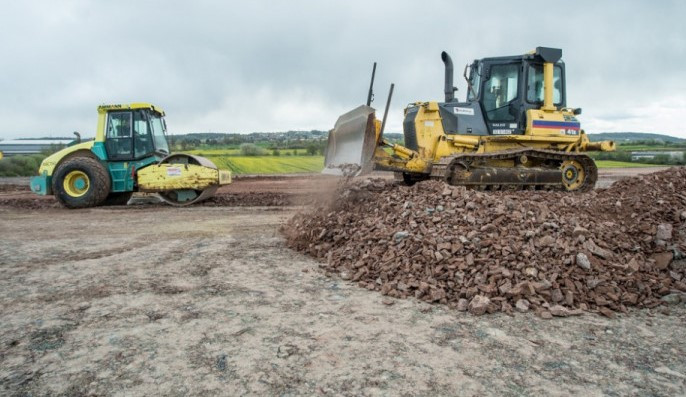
[429,148,598,192]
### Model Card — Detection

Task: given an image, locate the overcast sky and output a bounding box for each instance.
[1,0,684,139]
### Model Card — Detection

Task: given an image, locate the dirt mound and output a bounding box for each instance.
[0,183,58,210]
[0,184,29,193]
[284,168,686,317]
[0,191,307,210]
[0,196,59,210]
[203,192,308,207]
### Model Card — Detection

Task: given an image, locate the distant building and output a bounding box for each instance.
[631,151,685,161]
[0,139,73,156]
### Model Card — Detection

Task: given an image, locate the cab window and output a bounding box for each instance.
[133,111,154,158]
[149,114,169,153]
[105,112,133,160]
[467,62,482,101]
[527,64,563,104]
[482,63,519,121]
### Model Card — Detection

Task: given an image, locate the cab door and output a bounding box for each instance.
[105,111,134,161]
[105,110,155,161]
[104,110,156,192]
[132,111,154,159]
[481,62,523,135]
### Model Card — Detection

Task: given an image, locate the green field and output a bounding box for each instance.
[190,152,666,175]
[202,155,324,174]
[186,148,242,155]
[617,145,686,151]
[187,148,311,156]
[204,156,662,174]
[595,160,662,168]
[183,146,323,174]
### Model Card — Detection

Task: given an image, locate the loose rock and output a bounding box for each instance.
[515,299,530,313]
[576,253,592,270]
[573,226,589,237]
[550,305,570,317]
[468,295,491,316]
[652,252,673,270]
[660,293,682,305]
[394,231,410,242]
[656,223,673,241]
[284,168,686,318]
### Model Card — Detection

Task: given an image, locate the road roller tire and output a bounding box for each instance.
[52,157,111,209]
[102,191,133,206]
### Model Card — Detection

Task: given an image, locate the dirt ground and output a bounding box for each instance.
[1,168,685,396]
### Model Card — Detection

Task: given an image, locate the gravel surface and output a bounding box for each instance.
[0,168,684,395]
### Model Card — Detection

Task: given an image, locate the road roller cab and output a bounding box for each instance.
[30,103,231,208]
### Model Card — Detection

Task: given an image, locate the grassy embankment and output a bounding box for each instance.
[594,160,660,168]
[201,155,324,174]
[186,148,324,174]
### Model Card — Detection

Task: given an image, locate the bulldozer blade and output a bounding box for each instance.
[323,105,378,176]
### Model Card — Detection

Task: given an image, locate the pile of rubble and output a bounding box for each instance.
[284,168,686,317]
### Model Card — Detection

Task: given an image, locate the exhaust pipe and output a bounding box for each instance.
[441,51,456,102]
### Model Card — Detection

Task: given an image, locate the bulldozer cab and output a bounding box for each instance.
[103,108,170,161]
[465,47,566,135]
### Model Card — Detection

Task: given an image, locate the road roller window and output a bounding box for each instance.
[149,114,169,153]
[527,64,563,105]
[105,111,133,160]
[483,63,519,122]
[133,111,154,158]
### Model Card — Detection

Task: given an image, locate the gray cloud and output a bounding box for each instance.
[0,0,684,138]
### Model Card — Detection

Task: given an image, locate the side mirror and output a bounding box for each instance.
[573,108,582,115]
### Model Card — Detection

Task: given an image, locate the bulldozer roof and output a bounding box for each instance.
[97,103,165,116]
[479,47,563,64]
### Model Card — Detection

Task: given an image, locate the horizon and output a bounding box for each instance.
[3,130,684,142]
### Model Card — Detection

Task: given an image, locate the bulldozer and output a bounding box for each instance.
[30,103,231,208]
[324,47,615,191]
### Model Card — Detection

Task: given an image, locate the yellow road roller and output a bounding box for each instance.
[30,103,231,208]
